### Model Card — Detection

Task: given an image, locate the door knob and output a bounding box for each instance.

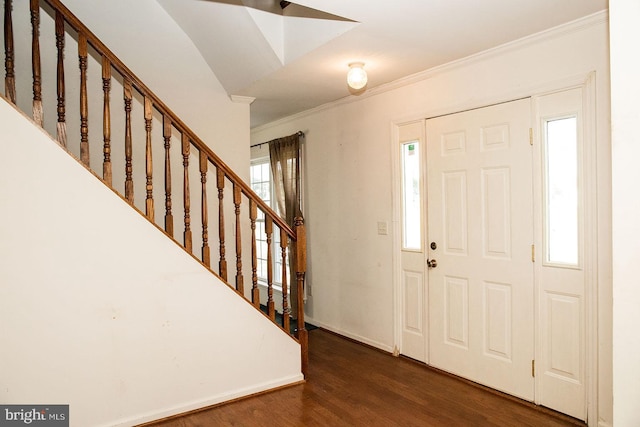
[427,259,438,268]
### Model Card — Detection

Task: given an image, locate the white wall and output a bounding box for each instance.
[610,1,640,426]
[0,0,256,281]
[59,0,250,182]
[0,100,302,427]
[251,13,612,425]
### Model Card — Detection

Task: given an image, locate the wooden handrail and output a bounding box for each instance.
[3,0,307,376]
[40,0,294,238]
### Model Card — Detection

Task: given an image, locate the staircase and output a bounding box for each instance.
[0,0,307,425]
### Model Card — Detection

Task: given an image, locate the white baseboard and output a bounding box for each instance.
[305,316,394,353]
[108,374,304,427]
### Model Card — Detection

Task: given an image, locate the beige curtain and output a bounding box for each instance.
[269,132,303,318]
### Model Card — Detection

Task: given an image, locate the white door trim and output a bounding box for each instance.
[391,71,599,424]
[583,72,599,427]
[531,73,599,423]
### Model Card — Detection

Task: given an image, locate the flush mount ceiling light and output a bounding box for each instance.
[347,62,367,90]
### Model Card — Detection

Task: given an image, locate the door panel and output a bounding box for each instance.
[398,121,427,362]
[482,168,511,258]
[534,88,586,419]
[484,281,512,360]
[427,99,535,400]
[401,266,426,361]
[443,171,468,254]
[444,275,469,348]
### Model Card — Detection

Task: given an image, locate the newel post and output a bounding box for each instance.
[294,216,308,376]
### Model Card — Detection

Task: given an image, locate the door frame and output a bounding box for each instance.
[391,72,598,423]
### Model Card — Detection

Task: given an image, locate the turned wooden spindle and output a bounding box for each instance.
[78,33,89,165]
[101,57,112,185]
[4,0,16,103]
[2,0,308,354]
[294,216,308,375]
[234,184,243,294]
[182,133,192,253]
[163,116,173,237]
[217,168,227,280]
[200,151,210,267]
[30,0,43,126]
[250,200,259,308]
[55,11,66,147]
[0,0,309,366]
[123,79,133,202]
[144,96,154,220]
[280,227,290,332]
[266,216,275,321]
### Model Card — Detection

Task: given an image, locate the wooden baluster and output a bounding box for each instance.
[280,227,290,332]
[102,57,112,185]
[30,0,43,126]
[250,200,259,308]
[163,116,173,237]
[123,79,133,202]
[182,134,192,252]
[217,168,227,280]
[200,151,210,266]
[266,216,275,321]
[234,184,243,293]
[55,11,66,147]
[294,216,308,375]
[78,33,89,166]
[4,0,16,103]
[144,96,154,220]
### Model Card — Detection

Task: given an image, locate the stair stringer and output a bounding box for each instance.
[0,99,303,427]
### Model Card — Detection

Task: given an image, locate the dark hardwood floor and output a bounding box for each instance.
[143,329,585,427]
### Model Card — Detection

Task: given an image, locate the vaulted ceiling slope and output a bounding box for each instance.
[157,0,608,128]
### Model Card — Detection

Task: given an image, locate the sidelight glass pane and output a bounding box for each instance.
[250,160,271,281]
[402,142,421,250]
[545,117,579,265]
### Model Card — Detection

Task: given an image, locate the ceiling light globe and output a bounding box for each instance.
[347,63,367,90]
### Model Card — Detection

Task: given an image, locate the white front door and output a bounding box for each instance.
[426,99,535,400]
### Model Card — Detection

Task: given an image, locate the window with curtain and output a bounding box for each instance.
[249,158,287,287]
[250,131,304,317]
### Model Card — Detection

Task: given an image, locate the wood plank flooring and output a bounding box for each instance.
[143,328,585,427]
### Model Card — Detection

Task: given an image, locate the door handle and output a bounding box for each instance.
[427,259,438,269]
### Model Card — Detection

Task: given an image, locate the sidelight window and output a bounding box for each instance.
[401,141,422,250]
[544,116,580,266]
[250,158,286,285]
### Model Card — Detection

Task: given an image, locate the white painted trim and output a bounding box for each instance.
[390,121,403,358]
[389,73,599,423]
[397,11,607,89]
[531,73,599,423]
[230,95,256,104]
[390,72,595,129]
[305,316,394,353]
[582,72,599,427]
[391,119,429,362]
[251,11,608,134]
[109,374,304,427]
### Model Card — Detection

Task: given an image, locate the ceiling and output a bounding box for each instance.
[157,0,608,128]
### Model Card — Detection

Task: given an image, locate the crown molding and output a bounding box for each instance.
[252,10,608,134]
[230,95,256,104]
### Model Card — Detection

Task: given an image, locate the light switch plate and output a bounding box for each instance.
[377,221,388,235]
